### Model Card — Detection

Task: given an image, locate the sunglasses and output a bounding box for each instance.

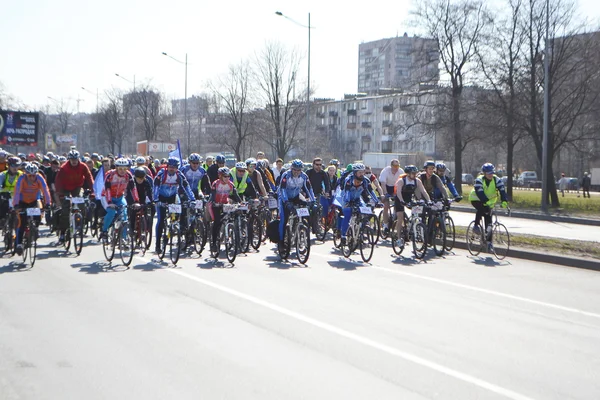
[292,168,302,172]
[314,163,322,166]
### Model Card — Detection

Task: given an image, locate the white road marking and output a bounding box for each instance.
[311,252,600,319]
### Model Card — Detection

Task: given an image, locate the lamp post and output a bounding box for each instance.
[276,11,311,161]
[541,0,550,212]
[81,87,99,152]
[115,73,136,155]
[162,52,188,156]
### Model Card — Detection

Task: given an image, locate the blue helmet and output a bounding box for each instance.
[245,158,257,166]
[482,163,495,173]
[215,155,226,164]
[435,162,446,171]
[424,160,435,168]
[291,159,303,169]
[352,163,366,171]
[167,157,180,167]
[404,165,418,173]
[188,153,201,163]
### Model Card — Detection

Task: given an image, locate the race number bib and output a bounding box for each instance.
[296,207,310,217]
[268,198,278,209]
[168,204,182,214]
[359,206,373,215]
[238,204,249,211]
[194,200,204,209]
[26,208,41,216]
[223,204,236,213]
[71,197,85,204]
[412,206,423,214]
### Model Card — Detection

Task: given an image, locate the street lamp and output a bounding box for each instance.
[81,87,99,152]
[276,11,311,161]
[541,0,550,212]
[115,73,136,155]
[162,52,189,156]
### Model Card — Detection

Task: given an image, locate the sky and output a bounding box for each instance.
[2,0,600,114]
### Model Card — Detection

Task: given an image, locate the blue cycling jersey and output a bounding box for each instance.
[339,172,379,205]
[434,174,459,199]
[180,164,206,192]
[153,169,194,201]
[277,170,315,202]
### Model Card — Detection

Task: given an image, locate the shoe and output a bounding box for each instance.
[155,244,161,254]
[58,233,65,244]
[16,244,23,255]
[99,231,108,240]
[395,238,405,248]
[472,225,481,235]
[340,237,347,245]
[210,244,218,254]
[383,226,389,235]
[487,242,494,252]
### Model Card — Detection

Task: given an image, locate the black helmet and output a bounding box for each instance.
[134,167,147,179]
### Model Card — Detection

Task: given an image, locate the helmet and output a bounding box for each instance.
[424,160,435,168]
[58,156,67,163]
[91,153,99,159]
[404,165,418,173]
[352,163,366,171]
[245,158,257,166]
[0,150,7,157]
[8,157,21,167]
[160,158,167,164]
[259,159,269,169]
[67,150,80,160]
[188,153,201,163]
[291,159,303,169]
[235,162,247,169]
[329,159,339,166]
[18,153,26,159]
[215,155,226,164]
[43,156,50,163]
[181,160,188,167]
[83,157,91,163]
[346,164,353,172]
[135,156,146,164]
[115,158,129,167]
[205,155,214,162]
[435,163,446,171]
[167,157,180,167]
[24,163,38,175]
[482,163,495,173]
[134,167,147,178]
[218,167,231,176]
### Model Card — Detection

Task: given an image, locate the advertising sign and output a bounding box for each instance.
[0,111,39,146]
[56,134,77,145]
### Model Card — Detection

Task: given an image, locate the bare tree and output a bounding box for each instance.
[412,0,492,193]
[209,61,255,160]
[53,100,73,135]
[131,85,165,142]
[254,41,307,160]
[98,89,129,155]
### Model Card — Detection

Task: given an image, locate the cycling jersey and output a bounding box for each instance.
[435,174,460,198]
[469,174,507,205]
[180,164,208,195]
[153,169,194,201]
[0,170,23,194]
[55,161,94,193]
[104,170,139,203]
[278,170,315,202]
[395,175,430,201]
[230,168,254,196]
[209,179,240,204]
[13,174,51,206]
[417,172,448,201]
[127,176,153,204]
[340,172,379,205]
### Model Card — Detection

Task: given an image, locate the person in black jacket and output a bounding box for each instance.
[306,157,331,233]
[207,154,225,184]
[127,167,154,232]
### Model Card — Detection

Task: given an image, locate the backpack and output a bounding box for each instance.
[267,219,280,243]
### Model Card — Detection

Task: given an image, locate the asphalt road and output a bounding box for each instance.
[1,229,600,400]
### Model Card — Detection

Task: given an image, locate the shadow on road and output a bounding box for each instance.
[132,261,168,272]
[264,255,307,269]
[71,260,127,274]
[35,249,67,260]
[327,257,366,271]
[0,260,30,274]
[197,257,232,269]
[467,255,512,267]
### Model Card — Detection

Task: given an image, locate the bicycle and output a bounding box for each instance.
[131,203,153,256]
[157,202,183,265]
[181,199,206,256]
[313,194,328,242]
[19,207,42,267]
[234,202,250,254]
[209,203,239,263]
[278,204,311,264]
[64,196,85,256]
[248,199,263,251]
[340,204,378,262]
[378,194,397,240]
[391,200,428,259]
[466,204,511,260]
[102,204,135,266]
[1,197,16,257]
[440,199,456,251]
[425,201,447,257]
[260,195,278,243]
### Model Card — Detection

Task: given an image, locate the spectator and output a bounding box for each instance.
[582,172,591,198]
[272,158,284,181]
[558,173,569,197]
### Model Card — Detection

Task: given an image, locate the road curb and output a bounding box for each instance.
[452,239,600,272]
[451,206,600,226]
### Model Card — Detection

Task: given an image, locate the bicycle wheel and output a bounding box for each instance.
[295,222,311,264]
[315,213,327,242]
[368,214,380,244]
[239,217,249,254]
[30,226,37,267]
[342,225,354,258]
[378,212,390,240]
[260,209,272,243]
[208,222,220,259]
[466,221,484,256]
[119,225,135,266]
[22,229,29,264]
[144,212,153,250]
[73,213,84,256]
[412,222,427,259]
[391,222,405,256]
[278,226,291,260]
[193,218,207,255]
[225,222,237,263]
[103,225,116,262]
[492,223,510,260]
[136,214,147,256]
[169,224,181,264]
[250,215,262,250]
[444,214,455,251]
[158,226,168,261]
[359,224,375,263]
[432,216,446,257]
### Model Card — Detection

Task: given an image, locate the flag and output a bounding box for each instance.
[168,139,183,163]
[93,165,108,210]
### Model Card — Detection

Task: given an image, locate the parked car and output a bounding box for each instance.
[462,173,474,185]
[517,171,538,187]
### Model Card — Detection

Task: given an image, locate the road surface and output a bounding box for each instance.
[1,230,599,399]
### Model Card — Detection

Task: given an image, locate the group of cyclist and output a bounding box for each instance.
[0,146,508,260]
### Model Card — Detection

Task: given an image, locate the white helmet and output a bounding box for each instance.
[135,156,146,164]
[115,158,129,167]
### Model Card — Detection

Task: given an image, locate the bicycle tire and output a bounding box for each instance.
[359,224,375,263]
[159,230,168,260]
[260,209,272,243]
[391,221,405,256]
[64,229,72,252]
[432,216,446,257]
[250,215,262,251]
[368,214,380,244]
[378,212,390,240]
[137,213,147,256]
[144,211,153,250]
[444,214,455,251]
[342,225,354,258]
[22,229,29,264]
[315,214,327,242]
[225,222,237,263]
[74,213,84,256]
[239,217,249,254]
[169,224,181,264]
[492,223,510,260]
[278,225,291,260]
[119,225,135,266]
[30,227,37,267]
[412,222,427,259]
[193,218,206,255]
[103,225,116,262]
[466,221,484,256]
[296,222,311,264]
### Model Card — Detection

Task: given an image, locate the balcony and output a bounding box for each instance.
[316,111,326,118]
[347,109,357,116]
[347,122,357,129]
[361,121,372,128]
[382,120,392,127]
[329,111,338,117]
[362,135,372,143]
[383,104,393,113]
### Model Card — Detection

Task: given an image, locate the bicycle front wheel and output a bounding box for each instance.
[368,214,380,244]
[30,228,37,267]
[432,216,446,257]
[342,226,354,258]
[412,222,427,259]
[239,217,249,254]
[444,214,455,251]
[73,213,84,256]
[250,215,262,251]
[378,212,390,240]
[119,225,135,266]
[225,222,237,263]
[391,222,404,256]
[169,224,181,264]
[492,223,510,260]
[359,224,375,263]
[295,222,311,264]
[466,221,484,256]
[103,225,116,262]
[193,219,207,256]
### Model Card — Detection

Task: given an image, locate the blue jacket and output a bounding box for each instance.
[434,174,460,198]
[153,169,194,201]
[180,164,208,194]
[277,170,315,202]
[339,172,379,206]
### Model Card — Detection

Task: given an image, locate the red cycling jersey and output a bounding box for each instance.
[104,170,139,203]
[55,161,94,193]
[210,179,235,204]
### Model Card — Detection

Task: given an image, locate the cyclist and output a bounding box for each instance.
[202,155,214,171]
[13,163,51,255]
[100,158,139,241]
[378,159,404,234]
[0,157,24,213]
[207,167,241,254]
[153,157,195,253]
[181,153,210,198]
[393,165,430,247]
[135,156,154,179]
[207,155,225,183]
[434,163,462,202]
[0,150,9,173]
[127,167,154,234]
[365,165,384,197]
[258,159,276,192]
[418,160,448,202]
[335,163,380,245]
[246,158,269,197]
[277,159,315,243]
[54,150,94,244]
[329,159,341,179]
[468,163,508,250]
[231,162,257,200]
[306,157,331,232]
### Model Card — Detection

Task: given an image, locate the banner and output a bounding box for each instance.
[55,134,77,145]
[0,111,39,146]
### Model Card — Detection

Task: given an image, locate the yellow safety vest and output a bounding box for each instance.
[0,171,23,194]
[231,168,249,194]
[469,174,499,203]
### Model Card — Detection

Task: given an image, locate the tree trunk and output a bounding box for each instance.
[452,90,463,194]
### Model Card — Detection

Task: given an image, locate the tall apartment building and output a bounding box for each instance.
[358,33,439,95]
